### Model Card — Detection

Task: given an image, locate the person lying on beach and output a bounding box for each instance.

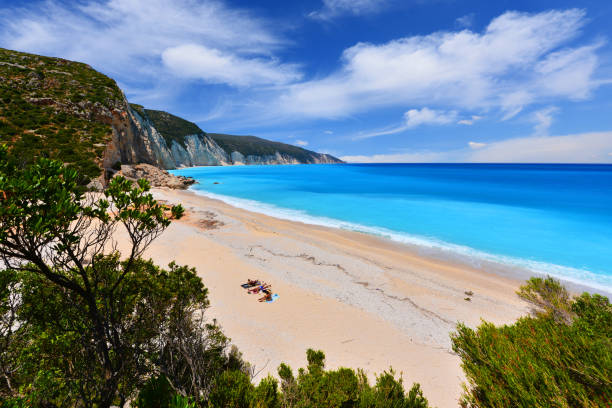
[241,279,261,288]
[258,293,272,302]
[248,284,271,294]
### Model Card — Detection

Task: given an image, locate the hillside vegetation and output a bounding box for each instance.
[131,104,204,148]
[209,133,336,162]
[0,48,124,183]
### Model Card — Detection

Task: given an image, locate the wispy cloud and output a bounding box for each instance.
[0,0,291,92]
[354,108,457,140]
[458,115,483,126]
[309,0,388,20]
[531,106,559,136]
[161,44,300,87]
[295,140,309,146]
[280,9,603,119]
[468,141,487,149]
[341,131,612,163]
[455,13,475,28]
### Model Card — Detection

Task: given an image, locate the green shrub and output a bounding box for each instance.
[208,370,254,408]
[112,160,122,171]
[171,395,197,408]
[0,48,124,184]
[135,376,176,408]
[252,376,280,408]
[276,349,430,408]
[452,278,612,408]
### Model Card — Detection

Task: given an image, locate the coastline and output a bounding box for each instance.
[115,187,532,407]
[185,185,612,297]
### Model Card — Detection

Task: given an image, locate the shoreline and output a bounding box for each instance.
[115,187,535,407]
[186,187,611,297]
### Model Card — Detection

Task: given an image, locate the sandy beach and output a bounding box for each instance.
[122,187,529,407]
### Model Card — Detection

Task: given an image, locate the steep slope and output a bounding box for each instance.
[0,48,342,187]
[208,133,342,165]
[0,48,124,183]
[125,105,229,168]
[138,107,343,166]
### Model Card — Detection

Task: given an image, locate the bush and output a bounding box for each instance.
[135,376,176,408]
[276,349,430,408]
[208,370,254,408]
[452,277,612,407]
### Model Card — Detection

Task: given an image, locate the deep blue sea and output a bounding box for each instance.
[171,164,612,293]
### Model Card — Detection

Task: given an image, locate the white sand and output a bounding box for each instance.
[118,188,528,407]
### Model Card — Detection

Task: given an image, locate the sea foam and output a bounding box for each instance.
[191,189,612,295]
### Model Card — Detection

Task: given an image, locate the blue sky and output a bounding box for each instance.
[1,0,612,162]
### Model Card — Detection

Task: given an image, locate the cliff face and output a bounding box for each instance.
[228,150,340,165]
[118,107,343,169]
[105,106,230,169]
[1,47,342,187]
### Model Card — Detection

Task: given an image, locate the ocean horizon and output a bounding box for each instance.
[172,163,612,293]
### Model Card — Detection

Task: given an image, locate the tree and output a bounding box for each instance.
[0,269,19,397]
[0,145,233,406]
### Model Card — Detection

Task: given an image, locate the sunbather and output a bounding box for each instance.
[258,292,273,302]
[241,279,261,288]
[248,284,271,294]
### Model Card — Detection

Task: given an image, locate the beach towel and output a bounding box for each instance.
[266,294,279,303]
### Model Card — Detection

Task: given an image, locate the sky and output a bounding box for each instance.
[1,0,612,163]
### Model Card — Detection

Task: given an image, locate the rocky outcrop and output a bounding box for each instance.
[117,164,195,189]
[104,104,342,171]
[168,134,230,167]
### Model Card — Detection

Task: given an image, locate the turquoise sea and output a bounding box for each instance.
[171,164,612,293]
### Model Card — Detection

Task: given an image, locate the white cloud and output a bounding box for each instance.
[280,9,602,119]
[295,140,309,146]
[162,44,300,87]
[403,108,457,127]
[468,141,487,149]
[309,0,387,20]
[0,0,290,90]
[341,131,612,163]
[531,106,559,136]
[324,130,334,134]
[458,115,483,125]
[354,108,457,139]
[455,13,475,28]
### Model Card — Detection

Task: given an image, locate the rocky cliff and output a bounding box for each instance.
[124,107,342,169]
[0,48,342,187]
